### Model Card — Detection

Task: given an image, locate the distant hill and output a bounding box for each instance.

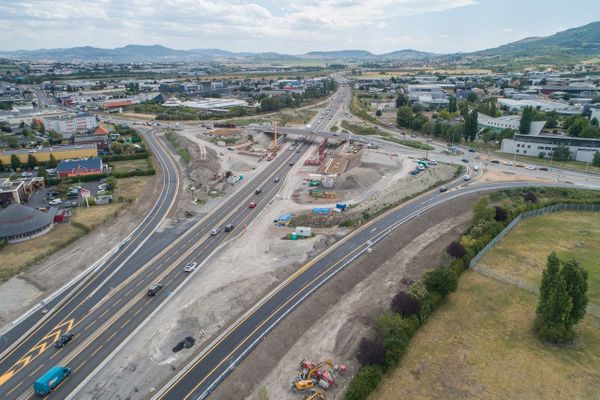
[471,21,600,58]
[380,49,437,60]
[303,50,374,59]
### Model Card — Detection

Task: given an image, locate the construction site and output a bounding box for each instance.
[289,358,347,399]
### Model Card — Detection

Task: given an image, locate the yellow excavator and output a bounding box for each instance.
[304,389,326,400]
[293,359,335,391]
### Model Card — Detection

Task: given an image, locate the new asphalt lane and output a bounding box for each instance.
[153,180,588,400]
[0,131,309,399]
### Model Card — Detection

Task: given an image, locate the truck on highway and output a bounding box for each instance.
[34,365,71,396]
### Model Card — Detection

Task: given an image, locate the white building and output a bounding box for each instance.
[501,134,600,162]
[497,98,582,115]
[42,112,97,138]
[477,113,546,136]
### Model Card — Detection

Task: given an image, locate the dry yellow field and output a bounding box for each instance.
[371,271,600,400]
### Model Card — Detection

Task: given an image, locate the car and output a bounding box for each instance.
[539,167,549,171]
[490,159,500,164]
[54,333,74,349]
[224,224,234,232]
[332,133,339,136]
[248,202,257,209]
[439,186,448,193]
[227,147,234,151]
[461,158,469,163]
[468,148,476,153]
[49,199,62,206]
[98,183,108,190]
[147,283,163,296]
[289,161,295,166]
[273,177,280,183]
[255,188,262,195]
[503,161,513,166]
[210,228,220,236]
[184,261,198,272]
[463,174,471,181]
[515,163,524,167]
[525,165,536,170]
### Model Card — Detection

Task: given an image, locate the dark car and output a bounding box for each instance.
[289,161,295,166]
[439,186,448,193]
[461,158,469,163]
[255,188,262,195]
[468,148,476,153]
[147,283,163,297]
[539,167,549,171]
[224,224,234,232]
[54,333,74,349]
[490,159,500,164]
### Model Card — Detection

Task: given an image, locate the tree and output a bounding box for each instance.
[524,191,538,203]
[356,337,386,366]
[37,166,49,183]
[391,291,422,317]
[47,154,58,168]
[519,106,535,135]
[494,205,508,221]
[593,151,600,168]
[567,117,588,137]
[396,105,413,128]
[551,145,572,161]
[424,268,458,297]
[463,109,478,141]
[446,241,466,258]
[395,94,408,108]
[27,154,37,169]
[591,117,599,127]
[10,154,21,170]
[448,96,457,113]
[375,109,382,117]
[467,92,478,103]
[473,197,495,223]
[535,253,588,343]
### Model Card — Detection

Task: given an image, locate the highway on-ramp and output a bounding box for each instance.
[154,179,595,400]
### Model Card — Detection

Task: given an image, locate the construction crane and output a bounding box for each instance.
[272,121,280,153]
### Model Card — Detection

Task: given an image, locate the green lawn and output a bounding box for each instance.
[478,211,600,305]
[371,271,600,400]
[109,158,150,173]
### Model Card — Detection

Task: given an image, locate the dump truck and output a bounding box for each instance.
[34,365,71,396]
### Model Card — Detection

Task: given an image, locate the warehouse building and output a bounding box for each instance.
[0,143,98,166]
[501,134,600,162]
[478,113,546,135]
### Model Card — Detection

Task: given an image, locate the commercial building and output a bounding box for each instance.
[56,157,104,179]
[0,143,98,165]
[0,177,45,205]
[501,134,600,162]
[406,84,449,109]
[497,98,582,115]
[477,113,546,136]
[42,112,97,138]
[72,134,110,151]
[0,204,57,243]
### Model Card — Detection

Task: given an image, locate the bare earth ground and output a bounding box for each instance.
[480,169,551,183]
[0,173,160,334]
[213,192,484,400]
[371,271,600,400]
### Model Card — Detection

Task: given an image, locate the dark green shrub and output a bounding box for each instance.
[424,267,458,297]
[343,365,386,400]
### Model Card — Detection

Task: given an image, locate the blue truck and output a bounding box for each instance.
[34,365,71,397]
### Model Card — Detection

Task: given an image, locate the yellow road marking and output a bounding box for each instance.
[90,345,103,358]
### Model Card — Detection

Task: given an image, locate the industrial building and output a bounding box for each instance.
[478,113,546,135]
[0,143,98,165]
[501,134,600,162]
[497,98,582,115]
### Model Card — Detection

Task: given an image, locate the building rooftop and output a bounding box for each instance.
[0,204,56,238]
[0,143,97,156]
[56,157,102,172]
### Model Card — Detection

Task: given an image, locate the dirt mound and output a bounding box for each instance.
[335,167,381,190]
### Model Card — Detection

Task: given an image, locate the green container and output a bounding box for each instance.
[290,232,298,240]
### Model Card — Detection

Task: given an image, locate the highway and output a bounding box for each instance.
[155,177,592,400]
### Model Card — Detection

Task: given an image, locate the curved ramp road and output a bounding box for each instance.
[153,181,592,400]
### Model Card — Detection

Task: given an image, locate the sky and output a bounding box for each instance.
[1,0,599,54]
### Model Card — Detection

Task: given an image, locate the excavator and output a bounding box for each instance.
[293,359,336,391]
[304,389,326,400]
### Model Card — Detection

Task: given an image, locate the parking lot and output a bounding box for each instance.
[27,180,104,210]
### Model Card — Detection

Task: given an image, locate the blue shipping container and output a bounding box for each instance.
[34,365,71,396]
[335,203,347,210]
[312,208,330,214]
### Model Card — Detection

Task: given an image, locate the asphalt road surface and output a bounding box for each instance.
[155,180,585,400]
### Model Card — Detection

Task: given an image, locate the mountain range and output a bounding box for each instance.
[1,21,599,63]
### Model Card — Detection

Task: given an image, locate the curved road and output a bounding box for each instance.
[154,180,595,400]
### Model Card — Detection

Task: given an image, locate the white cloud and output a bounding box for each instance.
[503,27,513,32]
[0,0,477,52]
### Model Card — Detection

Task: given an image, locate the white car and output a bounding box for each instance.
[184,261,198,272]
[210,228,220,236]
[504,161,514,166]
[49,198,62,205]
[525,165,536,170]
[463,175,471,181]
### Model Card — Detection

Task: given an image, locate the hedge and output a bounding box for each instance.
[344,365,386,400]
[112,168,155,178]
[101,152,150,162]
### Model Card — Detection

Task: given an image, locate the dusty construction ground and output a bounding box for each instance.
[230,192,486,400]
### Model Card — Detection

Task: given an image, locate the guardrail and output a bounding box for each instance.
[469,203,600,268]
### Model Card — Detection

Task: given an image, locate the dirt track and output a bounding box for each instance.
[207,192,488,400]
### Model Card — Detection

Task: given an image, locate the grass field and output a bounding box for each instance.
[110,158,150,173]
[0,176,150,283]
[274,109,317,127]
[370,271,600,400]
[479,211,600,305]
